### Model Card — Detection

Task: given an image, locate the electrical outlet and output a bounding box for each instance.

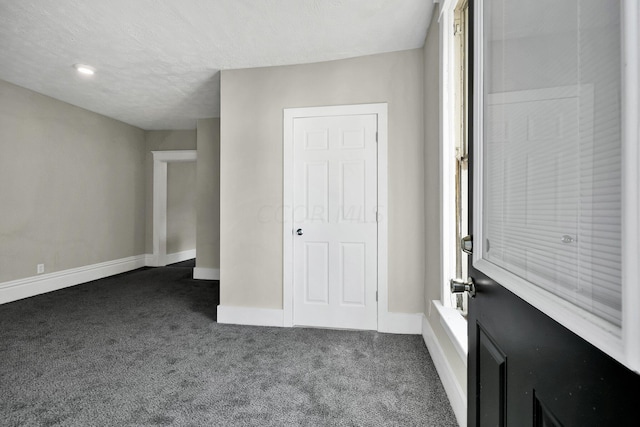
[37,264,45,274]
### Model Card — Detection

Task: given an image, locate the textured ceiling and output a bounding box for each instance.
[0,0,434,130]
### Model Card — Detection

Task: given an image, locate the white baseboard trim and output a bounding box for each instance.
[0,255,146,305]
[378,311,423,334]
[144,250,196,267]
[422,314,467,427]
[193,267,220,280]
[217,305,284,327]
[216,305,420,333]
[433,300,468,364]
[165,249,196,265]
[144,254,157,266]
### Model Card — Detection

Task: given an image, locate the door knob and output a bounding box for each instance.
[450,277,476,298]
[296,228,303,236]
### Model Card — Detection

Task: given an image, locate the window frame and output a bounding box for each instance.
[440,0,468,309]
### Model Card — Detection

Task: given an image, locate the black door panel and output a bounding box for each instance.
[468,268,640,426]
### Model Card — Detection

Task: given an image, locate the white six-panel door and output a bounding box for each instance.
[292,114,378,330]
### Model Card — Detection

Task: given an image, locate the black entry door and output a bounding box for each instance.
[467,270,640,425]
[466,1,640,425]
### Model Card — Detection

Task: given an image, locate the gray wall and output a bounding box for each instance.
[220,49,425,312]
[423,6,442,310]
[196,118,221,271]
[144,131,197,255]
[0,79,146,283]
[167,162,197,254]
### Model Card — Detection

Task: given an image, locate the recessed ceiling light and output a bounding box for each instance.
[73,64,95,75]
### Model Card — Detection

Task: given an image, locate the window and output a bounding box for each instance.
[442,0,471,313]
[472,0,640,372]
[452,1,470,313]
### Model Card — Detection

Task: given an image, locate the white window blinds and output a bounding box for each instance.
[481,0,622,327]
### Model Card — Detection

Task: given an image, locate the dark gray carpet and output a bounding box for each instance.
[0,262,457,426]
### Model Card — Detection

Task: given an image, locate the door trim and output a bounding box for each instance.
[622,0,640,375]
[151,150,197,267]
[283,103,388,330]
[472,0,640,373]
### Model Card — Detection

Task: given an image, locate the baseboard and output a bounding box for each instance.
[165,249,196,265]
[433,300,468,364]
[216,305,419,332]
[193,267,220,280]
[217,305,284,327]
[144,254,156,266]
[422,314,467,427]
[144,250,196,267]
[0,255,146,305]
[378,311,423,334]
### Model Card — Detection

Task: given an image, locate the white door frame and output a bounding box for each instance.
[151,150,197,267]
[283,103,388,329]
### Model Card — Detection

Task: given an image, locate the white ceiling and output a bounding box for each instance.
[0,0,434,130]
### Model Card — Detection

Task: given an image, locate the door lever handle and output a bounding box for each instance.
[450,277,476,298]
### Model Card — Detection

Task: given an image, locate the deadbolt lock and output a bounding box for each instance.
[461,235,473,255]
